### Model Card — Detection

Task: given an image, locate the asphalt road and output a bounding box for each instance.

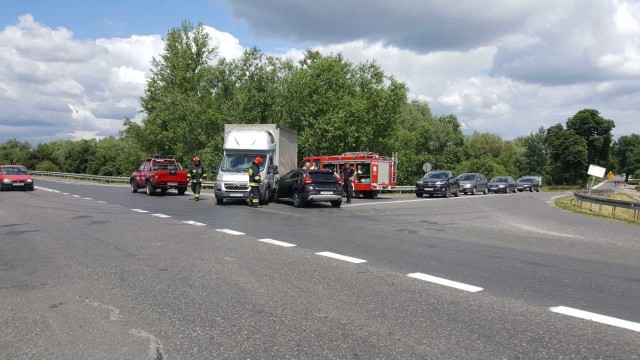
[0,178,638,359]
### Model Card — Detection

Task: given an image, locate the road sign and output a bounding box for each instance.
[607,171,614,180]
[422,162,432,173]
[587,164,606,179]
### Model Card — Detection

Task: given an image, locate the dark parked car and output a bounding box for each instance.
[275,169,344,208]
[517,177,540,192]
[458,173,488,195]
[416,170,460,198]
[488,176,517,193]
[0,165,34,191]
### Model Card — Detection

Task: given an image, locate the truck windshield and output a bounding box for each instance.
[220,155,265,172]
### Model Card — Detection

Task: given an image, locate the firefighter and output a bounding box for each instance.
[248,156,263,208]
[188,156,205,201]
[343,165,354,204]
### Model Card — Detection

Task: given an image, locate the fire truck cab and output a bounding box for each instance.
[300,152,397,198]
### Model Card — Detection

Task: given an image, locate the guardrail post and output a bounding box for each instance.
[612,206,616,218]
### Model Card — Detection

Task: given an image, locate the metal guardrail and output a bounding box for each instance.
[573,189,640,220]
[30,171,417,192]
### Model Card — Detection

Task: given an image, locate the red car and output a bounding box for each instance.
[0,165,34,191]
[130,156,189,195]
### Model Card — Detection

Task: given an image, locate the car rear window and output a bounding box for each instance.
[310,172,338,183]
[152,161,178,171]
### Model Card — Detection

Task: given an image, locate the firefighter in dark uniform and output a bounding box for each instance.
[188,156,205,201]
[248,157,263,208]
[343,165,354,204]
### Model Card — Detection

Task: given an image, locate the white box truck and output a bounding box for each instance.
[214,124,297,205]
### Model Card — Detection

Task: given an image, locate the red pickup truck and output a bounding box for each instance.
[130,156,189,196]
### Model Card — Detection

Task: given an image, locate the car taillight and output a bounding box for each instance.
[303,174,312,184]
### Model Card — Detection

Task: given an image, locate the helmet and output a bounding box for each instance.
[254,157,263,165]
[193,156,200,162]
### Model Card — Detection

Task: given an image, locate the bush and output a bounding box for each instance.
[35,160,60,172]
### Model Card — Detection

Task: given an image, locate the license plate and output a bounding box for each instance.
[424,187,433,191]
[167,182,177,186]
[230,192,244,197]
[320,191,333,195]
[13,183,24,186]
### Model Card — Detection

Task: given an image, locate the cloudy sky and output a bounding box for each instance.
[0,0,638,145]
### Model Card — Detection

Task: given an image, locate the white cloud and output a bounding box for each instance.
[0,15,248,144]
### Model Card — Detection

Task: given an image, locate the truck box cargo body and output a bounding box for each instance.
[215,124,297,204]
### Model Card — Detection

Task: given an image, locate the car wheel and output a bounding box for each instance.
[331,199,342,208]
[146,181,155,196]
[216,197,224,205]
[530,187,533,192]
[471,187,476,195]
[261,187,270,205]
[428,194,434,197]
[454,187,460,197]
[130,180,138,193]
[416,193,423,198]
[444,188,450,198]
[483,187,488,195]
[292,192,304,208]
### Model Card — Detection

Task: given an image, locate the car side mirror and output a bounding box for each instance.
[271,165,279,175]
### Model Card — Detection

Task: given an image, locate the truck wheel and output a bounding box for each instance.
[292,192,304,208]
[216,198,224,205]
[363,191,374,199]
[160,188,168,194]
[261,187,270,205]
[130,180,138,193]
[146,181,155,196]
[177,187,186,195]
[331,199,342,208]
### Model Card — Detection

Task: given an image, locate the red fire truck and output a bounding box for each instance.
[300,152,397,198]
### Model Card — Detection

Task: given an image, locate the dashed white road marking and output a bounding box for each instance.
[83,197,93,200]
[131,209,149,213]
[62,192,69,195]
[183,220,206,226]
[72,194,81,198]
[407,272,483,292]
[550,306,640,333]
[316,251,367,264]
[259,238,296,247]
[216,229,246,235]
[96,200,107,204]
[151,213,171,218]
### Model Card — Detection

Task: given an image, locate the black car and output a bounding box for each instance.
[488,176,517,193]
[415,170,460,198]
[517,177,540,192]
[275,169,344,208]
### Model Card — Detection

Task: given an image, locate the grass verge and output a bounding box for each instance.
[555,194,640,225]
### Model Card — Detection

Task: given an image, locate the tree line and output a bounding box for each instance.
[2,22,639,185]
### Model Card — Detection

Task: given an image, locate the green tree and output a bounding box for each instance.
[545,124,588,185]
[566,109,615,170]
[612,134,640,181]
[129,20,218,165]
[0,139,31,165]
[518,127,548,176]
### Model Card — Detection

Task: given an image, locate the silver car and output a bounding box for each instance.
[457,173,488,195]
[488,176,518,193]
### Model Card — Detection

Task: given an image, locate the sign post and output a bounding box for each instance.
[587,164,606,195]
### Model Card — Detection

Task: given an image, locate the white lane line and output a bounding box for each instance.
[550,306,640,333]
[316,251,367,264]
[216,229,246,236]
[83,197,93,200]
[62,192,70,195]
[72,194,81,198]
[344,195,495,207]
[258,238,296,247]
[131,209,149,213]
[151,213,171,218]
[182,220,206,226]
[407,273,483,293]
[96,200,107,204]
